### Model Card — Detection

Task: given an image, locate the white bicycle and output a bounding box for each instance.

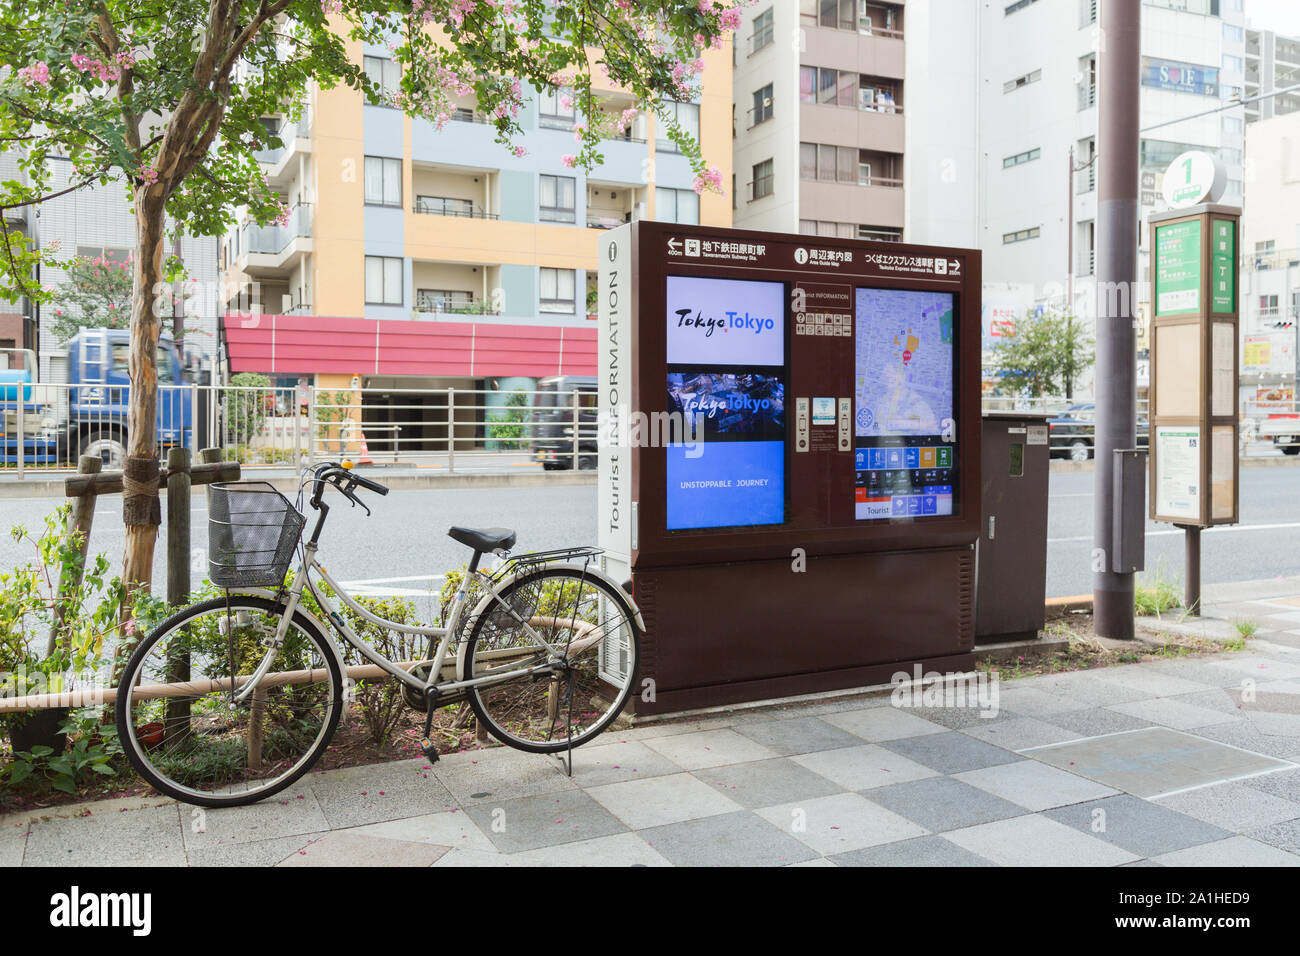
[115,461,642,807]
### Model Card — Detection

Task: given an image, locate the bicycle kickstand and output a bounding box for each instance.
[419,688,441,764]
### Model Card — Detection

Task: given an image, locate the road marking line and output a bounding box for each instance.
[1049,521,1300,544]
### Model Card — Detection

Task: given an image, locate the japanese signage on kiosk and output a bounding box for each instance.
[1149,202,1241,527]
[598,222,981,713]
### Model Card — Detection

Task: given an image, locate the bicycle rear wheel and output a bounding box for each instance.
[462,566,640,753]
[115,596,343,807]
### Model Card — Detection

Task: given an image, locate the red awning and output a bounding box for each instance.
[223,314,597,378]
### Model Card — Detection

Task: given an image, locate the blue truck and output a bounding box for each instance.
[0,328,194,468]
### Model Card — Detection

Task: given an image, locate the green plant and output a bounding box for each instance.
[993,309,1095,399]
[222,372,274,444]
[486,390,529,449]
[3,715,121,793]
[1231,617,1258,640]
[46,254,134,344]
[1134,565,1182,617]
[0,507,125,743]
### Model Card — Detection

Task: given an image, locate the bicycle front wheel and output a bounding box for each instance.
[463,566,640,753]
[115,596,343,807]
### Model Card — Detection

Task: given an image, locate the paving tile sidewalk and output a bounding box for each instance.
[5,584,1300,867]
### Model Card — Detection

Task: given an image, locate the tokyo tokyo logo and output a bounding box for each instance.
[673,307,777,338]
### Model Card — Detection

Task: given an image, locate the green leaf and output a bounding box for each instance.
[9,761,33,784]
[29,745,55,758]
[90,763,115,776]
[51,775,76,794]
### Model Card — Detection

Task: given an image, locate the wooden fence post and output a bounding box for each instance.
[50,455,103,656]
[163,446,192,740]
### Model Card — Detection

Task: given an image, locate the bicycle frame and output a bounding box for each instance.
[232,533,588,705]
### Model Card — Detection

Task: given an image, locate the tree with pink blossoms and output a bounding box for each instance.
[0,0,744,598]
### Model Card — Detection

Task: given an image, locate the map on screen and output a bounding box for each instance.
[854,288,954,438]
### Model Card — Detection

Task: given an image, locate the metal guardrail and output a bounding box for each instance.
[0,384,599,474]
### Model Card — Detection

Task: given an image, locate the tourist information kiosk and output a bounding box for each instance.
[598,222,982,712]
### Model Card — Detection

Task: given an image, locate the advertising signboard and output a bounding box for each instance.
[1142,56,1219,97]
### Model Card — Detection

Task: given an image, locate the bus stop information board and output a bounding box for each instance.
[1149,203,1240,527]
[598,221,983,712]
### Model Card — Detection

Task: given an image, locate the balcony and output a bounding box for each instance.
[255,106,312,182]
[414,289,501,316]
[237,203,313,275]
[414,197,498,219]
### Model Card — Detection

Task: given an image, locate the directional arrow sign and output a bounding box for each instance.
[667,238,681,253]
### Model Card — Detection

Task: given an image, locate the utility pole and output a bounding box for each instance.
[1092,0,1140,640]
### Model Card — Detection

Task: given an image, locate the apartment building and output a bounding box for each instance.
[220,33,733,420]
[1244,27,1300,122]
[731,0,907,242]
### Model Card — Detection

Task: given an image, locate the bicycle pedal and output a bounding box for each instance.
[420,738,440,763]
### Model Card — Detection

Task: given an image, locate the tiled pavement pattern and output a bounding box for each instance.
[5,590,1300,866]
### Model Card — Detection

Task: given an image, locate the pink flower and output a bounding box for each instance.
[17,61,50,88]
[512,145,527,158]
[692,164,724,195]
[560,154,576,168]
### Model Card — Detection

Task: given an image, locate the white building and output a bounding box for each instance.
[1239,109,1300,409]
[1244,27,1300,122]
[905,0,1249,396]
[0,152,219,380]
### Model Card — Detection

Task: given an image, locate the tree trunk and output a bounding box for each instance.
[121,187,169,602]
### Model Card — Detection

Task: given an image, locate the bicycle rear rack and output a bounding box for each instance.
[491,546,604,579]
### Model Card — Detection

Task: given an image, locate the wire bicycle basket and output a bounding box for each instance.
[208,481,307,588]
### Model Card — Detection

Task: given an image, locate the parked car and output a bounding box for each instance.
[532,375,598,470]
[1048,403,1149,461]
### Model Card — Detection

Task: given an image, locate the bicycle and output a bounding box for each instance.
[114,460,642,807]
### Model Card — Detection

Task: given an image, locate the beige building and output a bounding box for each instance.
[732,1,906,241]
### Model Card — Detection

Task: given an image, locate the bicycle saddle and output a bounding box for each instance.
[447,526,517,553]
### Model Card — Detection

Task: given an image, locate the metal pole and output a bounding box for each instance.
[1182,524,1201,614]
[1092,0,1141,640]
[447,387,455,474]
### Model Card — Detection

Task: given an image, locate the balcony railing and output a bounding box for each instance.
[414,291,500,315]
[413,197,498,219]
[240,203,312,257]
[254,106,312,165]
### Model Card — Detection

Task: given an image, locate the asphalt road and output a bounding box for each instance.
[1,468,1296,621]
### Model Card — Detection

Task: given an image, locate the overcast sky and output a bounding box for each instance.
[1245,0,1300,36]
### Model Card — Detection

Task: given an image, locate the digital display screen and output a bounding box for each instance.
[665,276,786,530]
[853,288,958,521]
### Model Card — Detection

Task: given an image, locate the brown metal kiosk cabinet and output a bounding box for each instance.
[597,222,983,713]
[975,412,1051,644]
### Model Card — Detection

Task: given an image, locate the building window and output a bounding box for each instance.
[1079,0,1097,27]
[800,143,858,183]
[539,174,576,223]
[655,187,700,224]
[1003,147,1041,168]
[1078,55,1096,110]
[76,245,131,264]
[752,84,774,125]
[1003,69,1041,94]
[656,100,700,153]
[750,158,774,200]
[540,268,576,313]
[858,225,902,242]
[1005,0,1039,14]
[1003,227,1040,244]
[539,87,575,130]
[1223,23,1243,43]
[1222,54,1243,73]
[365,255,403,305]
[363,56,400,101]
[363,156,402,207]
[750,8,774,54]
[800,66,857,107]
